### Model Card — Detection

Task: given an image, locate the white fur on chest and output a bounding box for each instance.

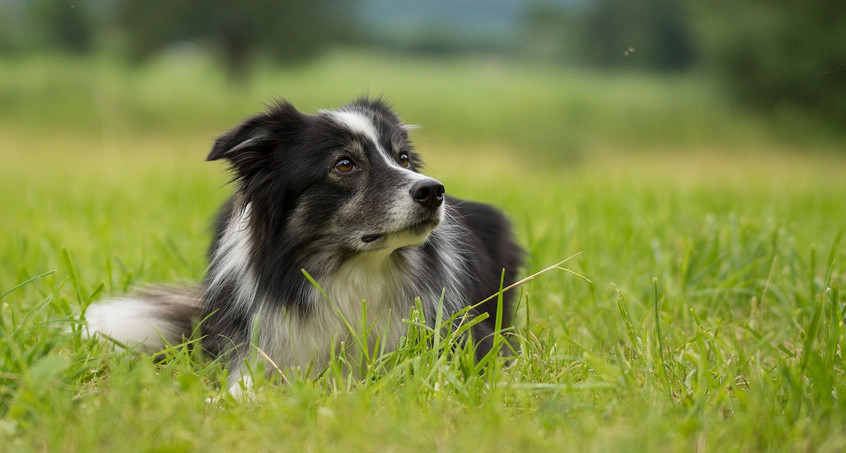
[213,204,411,383]
[257,253,408,375]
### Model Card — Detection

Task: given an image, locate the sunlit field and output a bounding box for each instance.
[2,51,845,451]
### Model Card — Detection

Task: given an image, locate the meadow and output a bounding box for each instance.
[2,50,845,451]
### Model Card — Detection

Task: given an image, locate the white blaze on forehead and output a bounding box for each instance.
[326,109,381,146]
[325,107,421,173]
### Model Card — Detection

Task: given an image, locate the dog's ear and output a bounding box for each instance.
[207,101,306,172]
[206,116,269,163]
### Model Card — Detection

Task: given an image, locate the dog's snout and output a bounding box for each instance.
[410,179,445,209]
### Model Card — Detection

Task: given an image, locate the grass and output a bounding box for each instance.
[2,50,846,451]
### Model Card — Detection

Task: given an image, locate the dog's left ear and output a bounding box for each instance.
[207,101,306,174]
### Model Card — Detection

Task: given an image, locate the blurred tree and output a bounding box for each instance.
[116,0,357,83]
[0,0,94,53]
[521,0,695,70]
[585,0,694,70]
[31,0,94,53]
[693,1,846,125]
[581,0,695,70]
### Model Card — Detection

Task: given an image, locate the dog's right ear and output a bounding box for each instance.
[206,116,269,163]
[207,101,306,174]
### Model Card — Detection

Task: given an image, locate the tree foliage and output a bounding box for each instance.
[0,0,93,54]
[32,0,93,53]
[115,0,356,83]
[580,0,696,70]
[693,1,846,124]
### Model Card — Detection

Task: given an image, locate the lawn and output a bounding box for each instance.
[2,50,845,452]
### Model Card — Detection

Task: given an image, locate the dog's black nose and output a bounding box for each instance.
[410,179,445,209]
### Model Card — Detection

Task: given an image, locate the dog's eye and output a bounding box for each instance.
[335,158,356,173]
[399,153,410,168]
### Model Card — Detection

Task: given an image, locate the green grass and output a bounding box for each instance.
[2,50,846,451]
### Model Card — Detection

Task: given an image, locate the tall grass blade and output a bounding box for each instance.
[0,270,56,300]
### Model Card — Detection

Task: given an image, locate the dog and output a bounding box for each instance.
[85,98,522,394]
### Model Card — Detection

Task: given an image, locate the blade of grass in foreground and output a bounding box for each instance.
[0,270,56,300]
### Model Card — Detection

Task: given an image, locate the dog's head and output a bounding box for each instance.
[208,98,445,257]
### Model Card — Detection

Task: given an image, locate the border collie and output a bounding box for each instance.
[85,98,522,394]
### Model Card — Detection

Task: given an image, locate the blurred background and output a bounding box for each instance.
[1,0,844,166]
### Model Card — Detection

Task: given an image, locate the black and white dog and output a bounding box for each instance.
[86,98,522,393]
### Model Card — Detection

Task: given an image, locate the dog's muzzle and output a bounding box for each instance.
[358,178,445,247]
[410,179,445,210]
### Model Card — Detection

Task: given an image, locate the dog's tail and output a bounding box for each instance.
[84,286,201,353]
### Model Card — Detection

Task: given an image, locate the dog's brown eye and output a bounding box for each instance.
[399,153,410,168]
[335,158,356,173]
